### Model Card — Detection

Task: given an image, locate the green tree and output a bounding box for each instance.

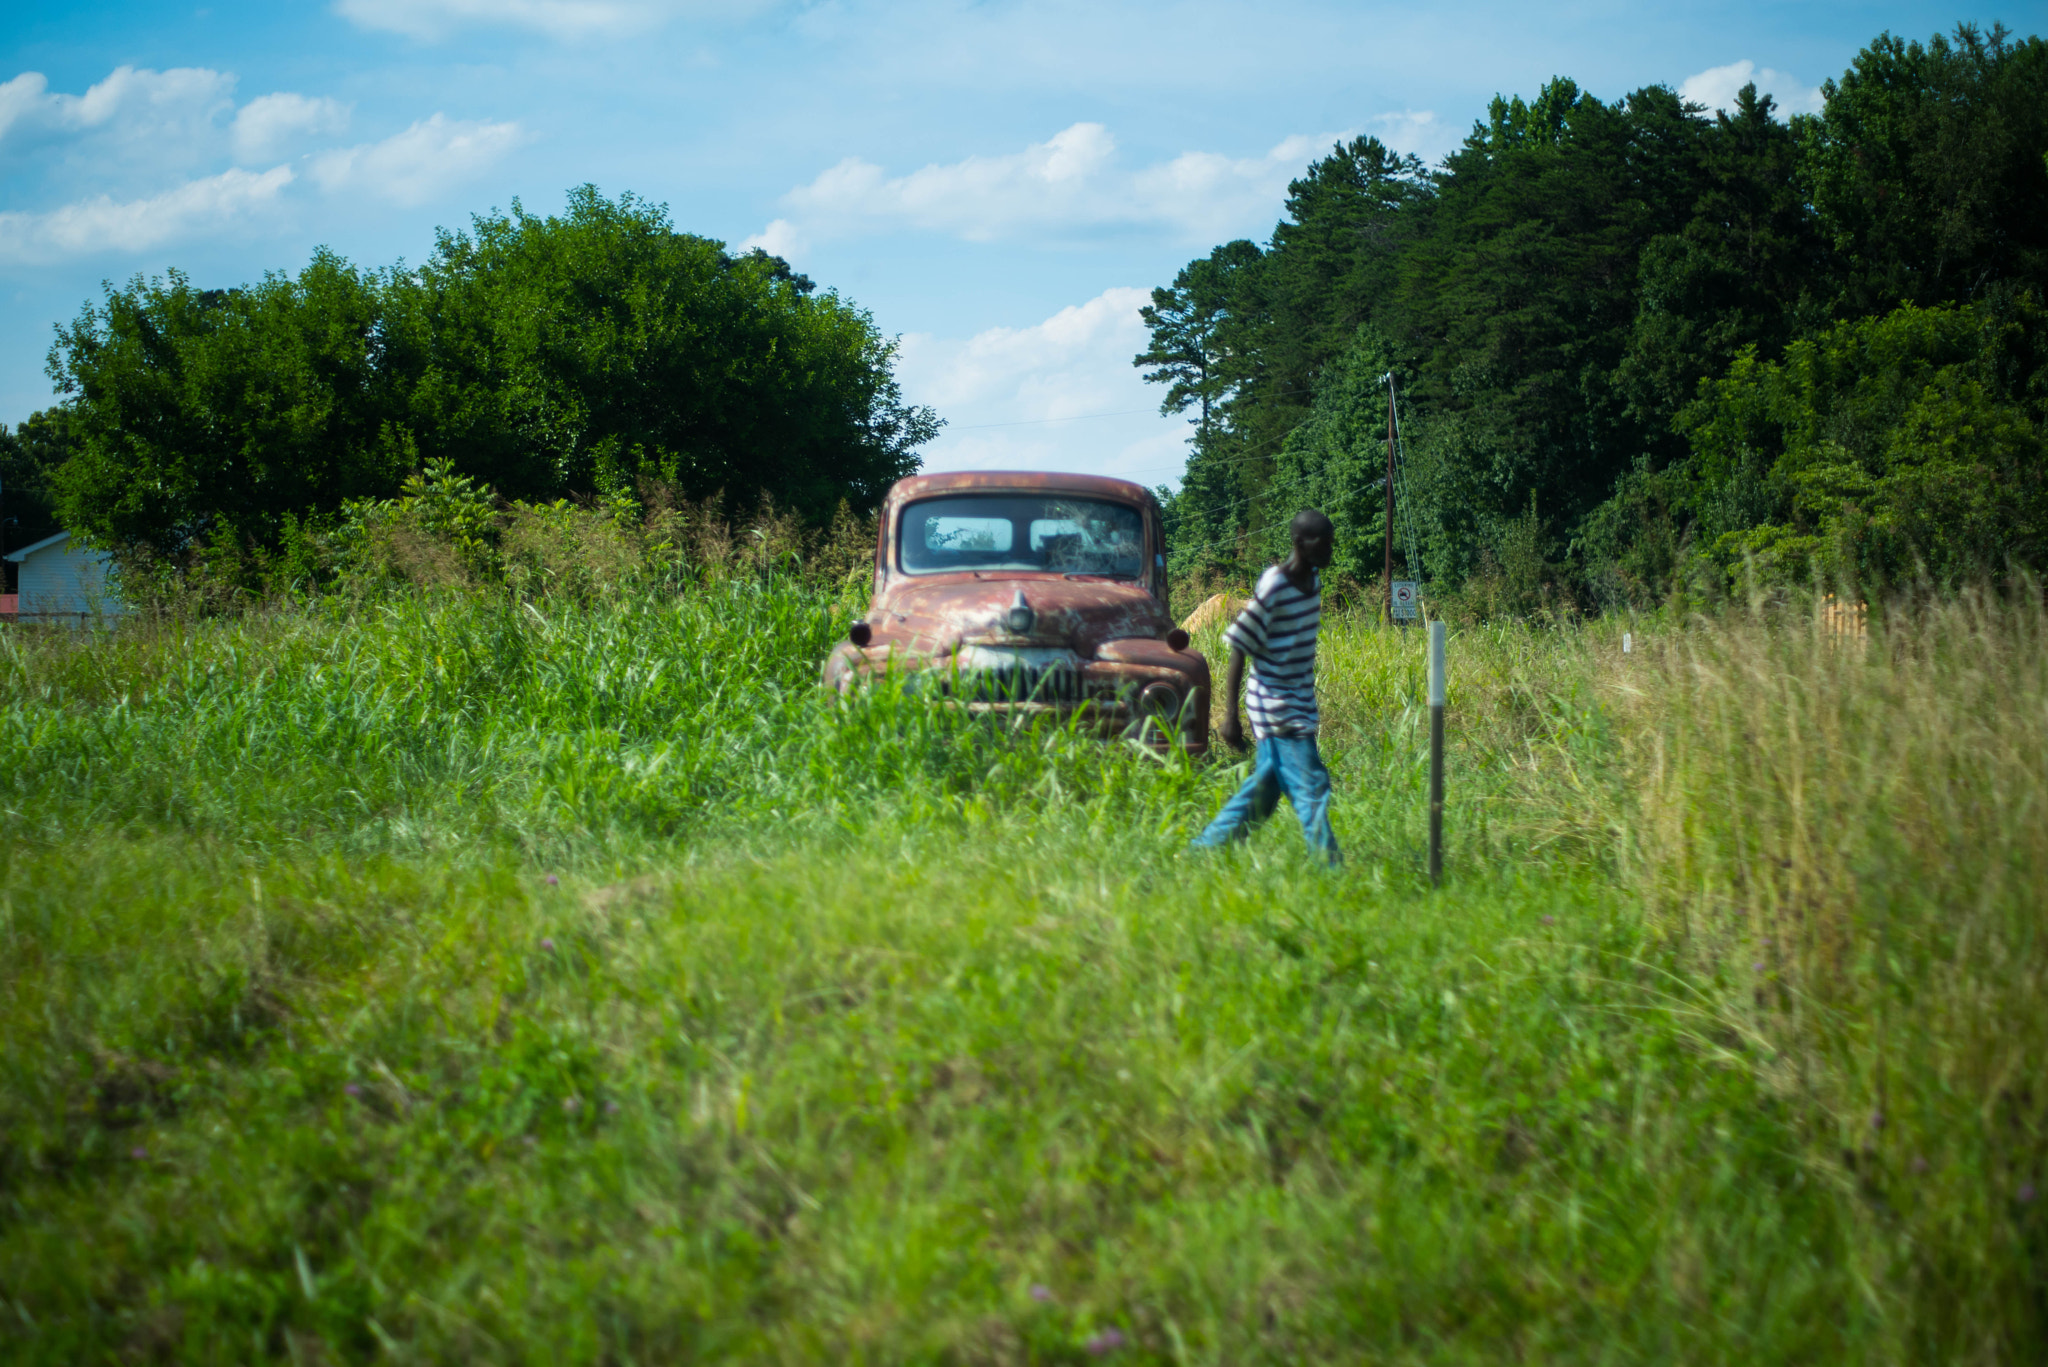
[1139,240,1268,575]
[1678,296,2048,588]
[1,408,76,573]
[1138,23,2048,609]
[1135,240,1260,447]
[1144,139,1432,577]
[384,186,935,522]
[1802,23,2048,315]
[44,187,937,555]
[1264,325,1404,586]
[1253,136,1432,428]
[1396,79,1706,563]
[1617,83,1829,456]
[1580,83,1830,604]
[48,253,400,553]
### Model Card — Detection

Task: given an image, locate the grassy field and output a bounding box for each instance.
[1,576,2044,1363]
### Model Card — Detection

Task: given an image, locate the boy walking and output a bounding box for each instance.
[1190,509,1340,863]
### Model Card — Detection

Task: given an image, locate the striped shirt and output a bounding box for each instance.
[1223,565,1321,739]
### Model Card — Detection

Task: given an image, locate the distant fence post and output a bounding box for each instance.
[1428,620,1445,886]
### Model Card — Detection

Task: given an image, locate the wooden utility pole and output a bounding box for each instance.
[1384,375,1396,623]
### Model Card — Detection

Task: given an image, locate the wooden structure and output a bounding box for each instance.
[3,532,123,624]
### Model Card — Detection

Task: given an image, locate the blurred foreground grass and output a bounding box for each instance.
[1,582,2043,1363]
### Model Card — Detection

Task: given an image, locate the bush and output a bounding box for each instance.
[100,458,882,621]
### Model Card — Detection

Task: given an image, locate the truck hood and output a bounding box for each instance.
[868,573,1172,658]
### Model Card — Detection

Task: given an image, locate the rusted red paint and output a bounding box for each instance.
[823,470,1211,753]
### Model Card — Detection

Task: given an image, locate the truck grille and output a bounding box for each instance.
[917,645,1088,704]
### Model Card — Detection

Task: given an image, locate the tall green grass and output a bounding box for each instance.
[1,581,2042,1363]
[1629,596,2048,1354]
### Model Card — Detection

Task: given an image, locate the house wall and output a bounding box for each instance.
[18,538,121,617]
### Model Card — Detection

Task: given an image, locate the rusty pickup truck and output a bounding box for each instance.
[822,470,1210,753]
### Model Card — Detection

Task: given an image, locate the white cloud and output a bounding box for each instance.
[901,286,1150,408]
[0,72,50,142]
[307,113,527,205]
[0,65,237,155]
[738,216,806,259]
[55,64,236,135]
[333,0,765,41]
[1130,133,1325,244]
[895,286,1188,484]
[769,121,1351,249]
[0,63,526,264]
[788,122,1119,242]
[0,165,294,264]
[2,66,354,176]
[1679,60,1824,119]
[1365,109,1457,163]
[0,102,519,263]
[233,93,351,163]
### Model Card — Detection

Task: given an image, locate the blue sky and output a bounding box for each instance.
[0,1,2006,488]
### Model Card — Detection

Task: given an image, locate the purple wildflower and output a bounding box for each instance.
[1085,1327,1126,1355]
[541,937,555,951]
[1540,915,1555,925]
[1029,1284,1054,1303]
[1869,1111,1885,1131]
[2021,1182,2038,1204]
[130,1146,148,1160]
[1753,962,1766,972]
[344,1083,363,1097]
[1910,1155,1930,1174]
[545,875,559,887]
[604,1101,620,1115]
[562,1096,581,1113]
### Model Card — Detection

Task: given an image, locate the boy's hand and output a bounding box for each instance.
[1219,647,1249,752]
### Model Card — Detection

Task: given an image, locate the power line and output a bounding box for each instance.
[1162,379,1430,577]
[1390,378,1428,585]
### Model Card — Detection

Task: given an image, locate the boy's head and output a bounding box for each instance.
[1290,508,1335,569]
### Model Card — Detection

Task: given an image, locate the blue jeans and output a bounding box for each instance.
[1190,736,1340,863]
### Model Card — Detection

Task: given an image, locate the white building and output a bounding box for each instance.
[4,531,124,622]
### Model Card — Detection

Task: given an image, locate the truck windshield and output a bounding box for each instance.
[899,495,1146,578]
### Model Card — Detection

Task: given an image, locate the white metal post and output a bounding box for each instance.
[1428,621,1445,885]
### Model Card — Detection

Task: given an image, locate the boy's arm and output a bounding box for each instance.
[1218,646,1248,751]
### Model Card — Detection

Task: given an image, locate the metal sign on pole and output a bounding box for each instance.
[1392,580,1419,621]
[1428,620,1445,886]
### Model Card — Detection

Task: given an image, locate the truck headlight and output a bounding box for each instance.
[1138,681,1180,719]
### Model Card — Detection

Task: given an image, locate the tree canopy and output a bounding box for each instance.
[44,186,937,556]
[1142,22,2048,605]
[0,409,75,558]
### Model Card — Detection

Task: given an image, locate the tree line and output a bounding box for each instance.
[1,185,938,584]
[1137,22,2048,609]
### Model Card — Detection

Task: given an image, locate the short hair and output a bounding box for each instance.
[1291,508,1333,539]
